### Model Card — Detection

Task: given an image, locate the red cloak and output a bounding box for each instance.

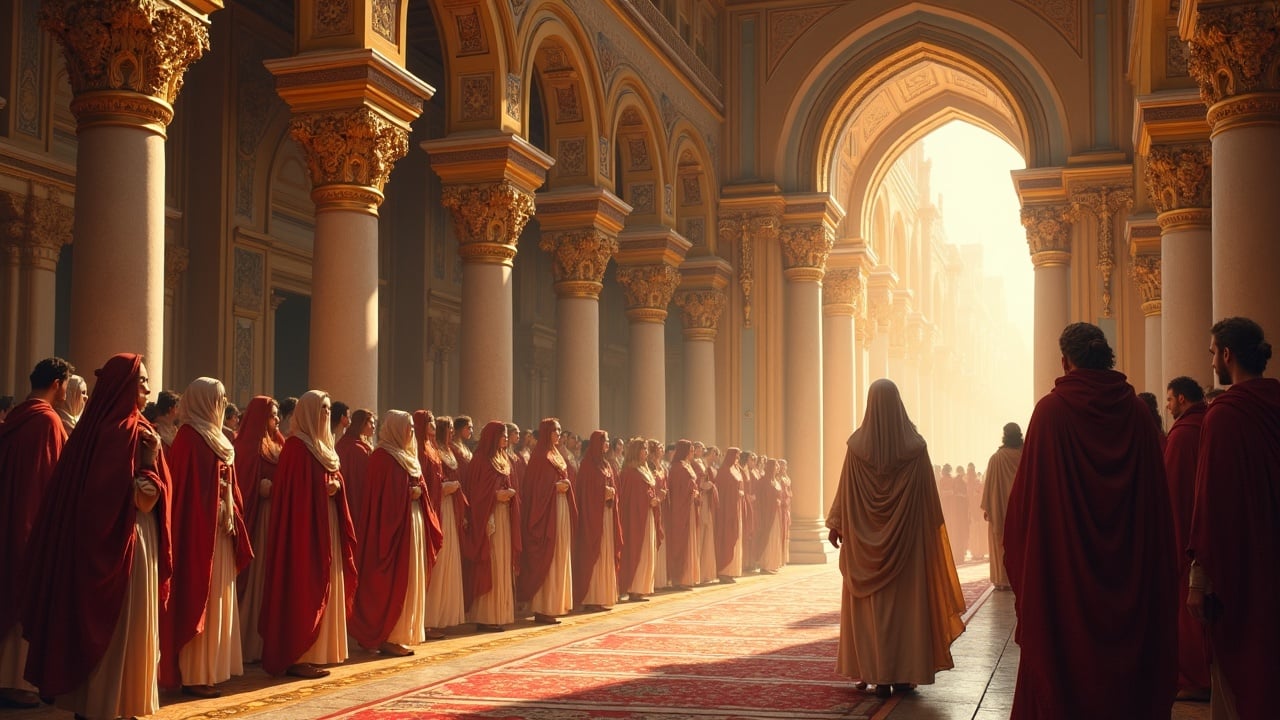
[618,465,663,591]
[1163,401,1211,692]
[0,398,66,637]
[754,463,781,550]
[1187,377,1280,718]
[349,448,443,648]
[572,431,622,606]
[462,421,521,608]
[22,353,174,697]
[1004,369,1176,719]
[415,411,468,547]
[160,424,253,688]
[665,442,698,584]
[233,396,283,539]
[517,421,578,602]
[336,433,373,538]
[713,449,744,573]
[259,436,358,675]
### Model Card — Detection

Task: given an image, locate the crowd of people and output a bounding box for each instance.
[825,317,1279,720]
[0,353,798,719]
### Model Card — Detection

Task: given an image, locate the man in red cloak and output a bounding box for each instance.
[1187,317,1280,720]
[1004,322,1176,719]
[1162,375,1211,700]
[0,358,71,708]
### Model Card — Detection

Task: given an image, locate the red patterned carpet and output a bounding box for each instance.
[327,569,992,720]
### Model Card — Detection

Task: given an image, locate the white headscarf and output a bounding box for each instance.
[376,410,422,478]
[178,377,235,463]
[56,374,88,431]
[846,379,926,474]
[291,390,340,472]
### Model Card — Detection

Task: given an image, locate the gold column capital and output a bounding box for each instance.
[289,107,409,213]
[1189,3,1280,130]
[539,228,619,299]
[2,187,74,271]
[41,0,217,132]
[675,289,727,340]
[1131,252,1163,317]
[780,223,835,281]
[1145,142,1212,214]
[1021,202,1076,267]
[616,263,682,323]
[822,267,863,316]
[440,181,536,266]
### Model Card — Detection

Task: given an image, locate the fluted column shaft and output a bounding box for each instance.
[1022,204,1075,395]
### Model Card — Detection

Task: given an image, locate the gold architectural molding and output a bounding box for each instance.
[41,1,212,123]
[290,107,409,196]
[440,181,537,266]
[1020,202,1076,268]
[780,223,835,281]
[675,289,727,340]
[1144,142,1211,213]
[538,229,619,299]
[1,187,74,271]
[1071,185,1133,318]
[68,91,174,134]
[718,211,780,328]
[616,263,682,322]
[1189,3,1280,128]
[1130,253,1162,317]
[1158,207,1213,232]
[822,267,862,316]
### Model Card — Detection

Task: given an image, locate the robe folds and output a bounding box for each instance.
[518,450,578,603]
[979,447,1020,589]
[713,450,745,575]
[618,467,663,592]
[160,425,252,689]
[665,460,699,584]
[1162,401,1211,693]
[350,449,443,648]
[0,399,66,640]
[22,353,174,700]
[336,435,372,539]
[572,445,622,607]
[1004,369,1176,719]
[462,442,522,610]
[259,436,358,675]
[1187,378,1280,719]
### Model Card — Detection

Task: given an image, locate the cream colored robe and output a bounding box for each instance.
[980,446,1021,589]
[470,502,515,626]
[530,493,574,616]
[424,494,467,628]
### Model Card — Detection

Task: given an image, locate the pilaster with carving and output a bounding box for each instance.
[440,182,537,266]
[675,289,727,341]
[1131,253,1163,317]
[718,211,780,328]
[539,229,620,299]
[1020,203,1076,267]
[1188,3,1280,129]
[289,108,410,213]
[1071,185,1133,318]
[1145,142,1213,231]
[615,263,682,323]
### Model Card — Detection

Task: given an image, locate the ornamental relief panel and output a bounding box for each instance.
[556,137,588,176]
[460,74,494,121]
[454,7,487,56]
[372,0,397,43]
[314,0,353,37]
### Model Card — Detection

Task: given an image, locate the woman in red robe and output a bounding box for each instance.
[161,377,253,697]
[336,408,374,537]
[463,421,522,631]
[666,440,700,589]
[619,438,662,601]
[646,439,670,590]
[518,418,578,623]
[350,410,443,657]
[573,430,622,611]
[232,396,283,663]
[755,459,786,574]
[416,411,467,636]
[779,458,793,565]
[713,448,745,582]
[22,353,172,719]
[693,444,719,585]
[259,391,358,679]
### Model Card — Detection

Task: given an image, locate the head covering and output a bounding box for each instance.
[847,379,926,473]
[532,417,566,471]
[475,419,510,474]
[291,390,340,472]
[672,439,692,463]
[413,410,441,465]
[177,377,235,463]
[435,416,458,470]
[342,408,375,445]
[584,430,612,476]
[376,410,422,477]
[234,395,283,464]
[56,374,87,429]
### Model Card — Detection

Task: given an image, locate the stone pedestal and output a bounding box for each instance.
[1021,203,1075,396]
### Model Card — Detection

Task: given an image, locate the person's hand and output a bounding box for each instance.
[828,528,842,549]
[138,427,160,468]
[1187,587,1208,622]
[410,485,424,500]
[326,478,341,497]
[555,480,570,493]
[259,478,272,498]
[650,496,660,507]
[443,480,460,495]
[134,478,159,513]
[604,485,616,500]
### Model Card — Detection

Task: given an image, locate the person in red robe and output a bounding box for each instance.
[259,391,358,679]
[778,458,794,565]
[350,410,443,657]
[22,353,173,719]
[713,447,745,582]
[1004,323,1176,719]
[462,421,522,631]
[1162,375,1211,701]
[618,437,663,601]
[666,440,700,589]
[232,395,284,663]
[755,458,785,574]
[160,377,253,697]
[572,430,623,611]
[416,410,467,637]
[1187,317,1280,720]
[336,408,375,540]
[518,418,578,623]
[0,357,71,708]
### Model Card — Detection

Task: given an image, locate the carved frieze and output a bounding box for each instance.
[1189,3,1280,112]
[615,263,681,321]
[1145,142,1211,213]
[440,181,536,265]
[780,223,835,278]
[289,107,409,193]
[539,229,619,298]
[1071,186,1133,318]
[1020,203,1076,266]
[40,0,211,107]
[675,289,727,339]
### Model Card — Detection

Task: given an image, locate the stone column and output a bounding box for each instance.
[1,186,73,380]
[781,213,837,564]
[675,288,727,443]
[1145,143,1213,387]
[1131,250,1163,396]
[1021,203,1075,395]
[269,51,433,411]
[821,265,860,522]
[423,134,553,424]
[41,0,221,388]
[866,273,894,381]
[1190,5,1280,334]
[536,187,630,434]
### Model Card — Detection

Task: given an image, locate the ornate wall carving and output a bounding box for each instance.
[1145,142,1211,213]
[1189,3,1280,109]
[780,224,835,275]
[440,181,537,264]
[165,241,189,290]
[615,263,682,318]
[314,0,353,37]
[1,187,75,270]
[539,229,619,298]
[1020,203,1076,265]
[1130,253,1162,317]
[372,0,397,43]
[822,268,862,311]
[1071,185,1133,318]
[675,289,727,338]
[1013,0,1083,53]
[17,0,43,137]
[766,5,839,77]
[461,74,494,121]
[289,107,409,192]
[505,73,521,121]
[719,211,780,328]
[233,247,265,311]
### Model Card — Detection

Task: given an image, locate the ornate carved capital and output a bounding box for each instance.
[780,224,834,280]
[41,0,211,126]
[1021,203,1076,267]
[1189,3,1280,125]
[2,187,74,271]
[290,107,409,205]
[615,263,682,322]
[440,181,536,266]
[718,211,780,328]
[822,268,862,316]
[165,241,189,290]
[675,289,727,340]
[1131,253,1162,317]
[1145,143,1212,213]
[538,229,619,299]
